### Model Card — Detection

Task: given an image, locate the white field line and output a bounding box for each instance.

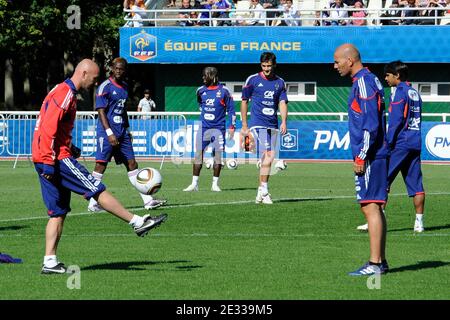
[0,232,449,238]
[1,191,450,224]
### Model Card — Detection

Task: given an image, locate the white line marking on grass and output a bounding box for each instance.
[1,232,449,238]
[1,191,449,223]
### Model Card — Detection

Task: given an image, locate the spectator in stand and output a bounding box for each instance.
[400,0,420,24]
[198,0,216,26]
[418,0,445,24]
[350,1,367,25]
[380,0,402,25]
[328,0,349,25]
[343,0,357,6]
[124,0,149,27]
[168,0,176,7]
[280,0,301,26]
[215,0,233,26]
[260,0,280,22]
[237,0,266,25]
[271,0,286,26]
[314,8,332,25]
[178,0,195,26]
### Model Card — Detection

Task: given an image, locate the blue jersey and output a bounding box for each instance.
[387,82,422,151]
[95,78,129,137]
[348,68,388,161]
[242,72,288,129]
[197,84,235,129]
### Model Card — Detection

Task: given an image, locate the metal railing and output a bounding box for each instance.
[0,111,448,163]
[123,6,450,26]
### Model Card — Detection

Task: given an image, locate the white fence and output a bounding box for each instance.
[0,111,448,161]
[124,6,450,27]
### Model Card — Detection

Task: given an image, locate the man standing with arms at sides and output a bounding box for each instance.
[334,44,389,276]
[184,66,236,192]
[357,61,425,233]
[32,59,167,274]
[87,57,166,213]
[137,89,156,120]
[240,52,288,204]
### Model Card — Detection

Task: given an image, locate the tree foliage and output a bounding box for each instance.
[0,0,126,108]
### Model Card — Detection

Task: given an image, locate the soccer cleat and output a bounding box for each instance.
[183,184,199,192]
[414,217,424,233]
[88,202,104,213]
[41,263,67,275]
[144,199,167,210]
[348,261,388,276]
[211,185,221,192]
[255,190,273,204]
[134,213,168,237]
[356,223,368,232]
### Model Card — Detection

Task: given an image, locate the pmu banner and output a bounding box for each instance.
[1,120,449,162]
[119,26,450,64]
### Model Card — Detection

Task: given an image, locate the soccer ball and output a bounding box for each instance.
[275,159,287,171]
[204,158,214,169]
[226,159,238,170]
[135,167,162,195]
[256,159,261,169]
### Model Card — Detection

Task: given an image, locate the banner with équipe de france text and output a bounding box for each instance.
[119,26,450,64]
[1,120,449,162]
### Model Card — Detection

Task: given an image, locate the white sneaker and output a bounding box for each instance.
[183,184,198,192]
[211,184,221,192]
[255,189,273,204]
[356,223,368,232]
[144,199,167,210]
[88,200,104,213]
[414,218,424,233]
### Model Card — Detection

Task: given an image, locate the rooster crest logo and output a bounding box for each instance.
[130,31,157,61]
[135,37,149,51]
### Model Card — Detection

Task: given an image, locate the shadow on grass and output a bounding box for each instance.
[0,225,28,231]
[388,224,450,233]
[276,198,332,203]
[389,261,450,274]
[223,187,257,191]
[81,260,203,272]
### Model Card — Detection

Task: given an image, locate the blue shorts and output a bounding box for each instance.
[96,133,135,165]
[388,148,424,197]
[195,127,225,153]
[250,127,279,155]
[35,158,106,217]
[354,158,388,204]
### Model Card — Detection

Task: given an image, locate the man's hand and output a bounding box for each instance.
[70,144,81,159]
[280,122,287,135]
[228,126,235,139]
[108,134,119,147]
[353,157,365,175]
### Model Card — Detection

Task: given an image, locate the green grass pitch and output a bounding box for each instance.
[0,160,449,300]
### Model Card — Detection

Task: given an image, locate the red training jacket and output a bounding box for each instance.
[32,79,77,165]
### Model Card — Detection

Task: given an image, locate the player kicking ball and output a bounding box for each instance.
[184,67,236,192]
[32,59,167,274]
[240,52,288,204]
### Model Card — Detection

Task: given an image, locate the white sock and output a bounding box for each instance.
[192,176,199,185]
[260,182,268,194]
[416,214,424,221]
[128,169,153,205]
[43,255,58,268]
[212,176,219,186]
[92,171,103,181]
[129,215,144,228]
[89,172,103,206]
